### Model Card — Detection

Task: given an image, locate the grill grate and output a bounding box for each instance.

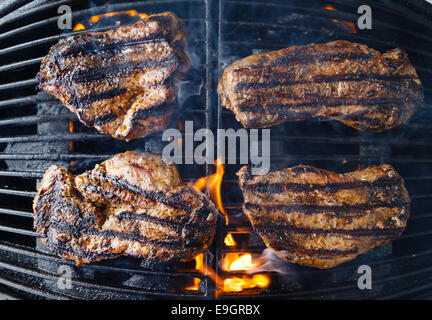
[0,0,432,299]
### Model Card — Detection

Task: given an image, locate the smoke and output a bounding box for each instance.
[246,249,288,275]
[245,248,304,289]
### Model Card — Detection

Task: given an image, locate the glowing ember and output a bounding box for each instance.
[72,23,86,31]
[68,121,75,169]
[224,233,236,247]
[68,121,74,152]
[338,21,357,34]
[195,253,204,271]
[72,10,148,32]
[193,158,228,225]
[322,4,357,34]
[89,10,148,23]
[223,274,270,292]
[185,278,201,291]
[322,4,337,11]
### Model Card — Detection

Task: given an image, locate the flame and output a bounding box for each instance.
[68,121,75,169]
[322,4,337,11]
[224,233,236,247]
[221,252,271,292]
[223,253,257,271]
[89,10,147,23]
[185,254,203,291]
[322,4,357,34]
[193,158,228,225]
[185,278,201,291]
[72,10,147,32]
[195,253,204,270]
[190,254,223,296]
[68,121,74,152]
[223,274,270,292]
[189,251,271,295]
[72,23,86,31]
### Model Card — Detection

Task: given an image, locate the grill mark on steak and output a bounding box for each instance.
[235,74,417,90]
[90,112,118,126]
[237,164,411,269]
[234,52,373,73]
[70,56,180,83]
[49,220,203,248]
[116,211,211,233]
[33,152,217,265]
[255,223,405,238]
[236,97,414,112]
[95,172,208,216]
[244,202,410,217]
[43,239,119,260]
[69,87,127,109]
[130,102,176,123]
[241,175,402,193]
[38,12,190,140]
[60,35,167,58]
[269,242,359,257]
[218,40,423,132]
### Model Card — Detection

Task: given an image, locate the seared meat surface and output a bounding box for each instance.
[38,12,189,141]
[218,40,423,132]
[33,151,217,266]
[237,164,410,269]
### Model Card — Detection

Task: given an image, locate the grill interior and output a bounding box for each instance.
[1,0,432,299]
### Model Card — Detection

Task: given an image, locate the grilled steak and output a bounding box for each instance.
[218,40,423,132]
[237,164,410,269]
[38,12,189,141]
[33,151,217,266]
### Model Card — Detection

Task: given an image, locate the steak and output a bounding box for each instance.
[218,40,423,132]
[33,151,217,266]
[38,12,189,141]
[237,164,410,269]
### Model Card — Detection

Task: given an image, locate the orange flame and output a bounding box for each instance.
[72,23,86,31]
[193,158,228,225]
[224,233,236,247]
[89,10,147,23]
[185,254,203,291]
[189,251,271,295]
[72,10,147,32]
[223,274,270,292]
[322,4,357,34]
[68,121,75,169]
[223,253,257,271]
[185,278,201,291]
[68,121,74,152]
[222,253,271,292]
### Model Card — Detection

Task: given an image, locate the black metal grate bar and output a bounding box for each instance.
[0,208,33,218]
[0,275,70,300]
